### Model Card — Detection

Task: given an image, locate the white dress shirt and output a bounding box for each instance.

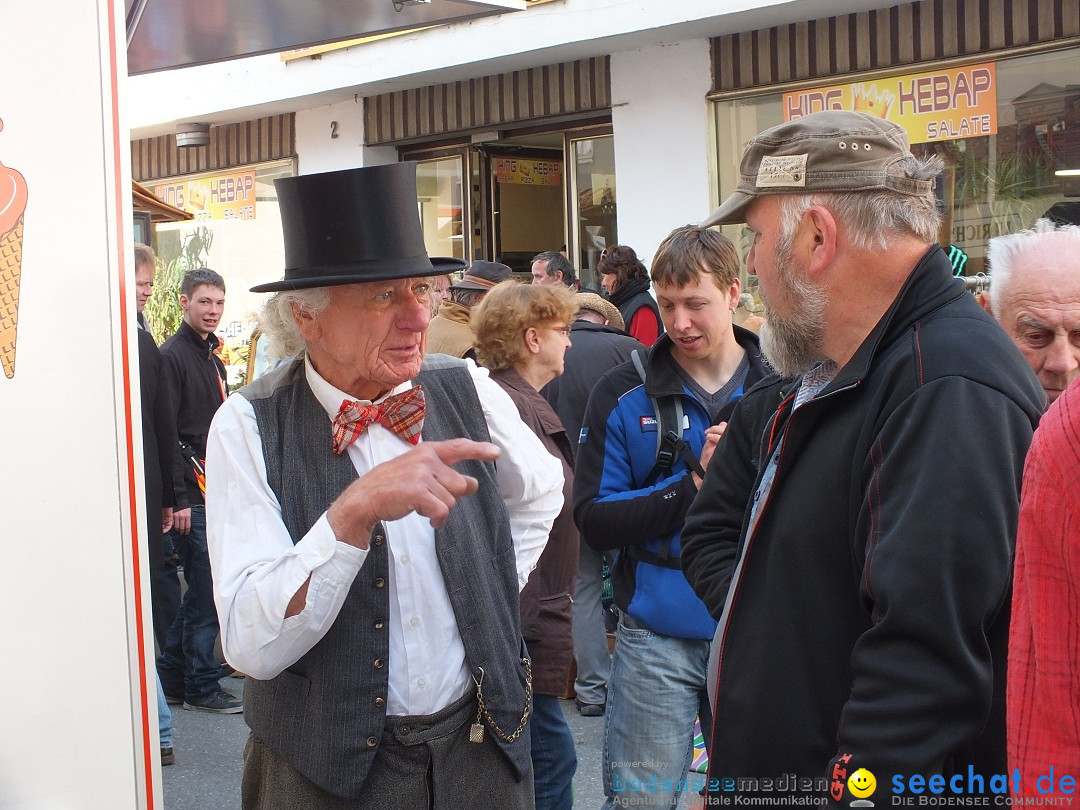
[206,356,562,716]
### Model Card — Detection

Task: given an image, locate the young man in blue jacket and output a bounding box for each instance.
[574,225,768,809]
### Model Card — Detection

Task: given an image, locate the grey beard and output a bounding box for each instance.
[759,273,827,378]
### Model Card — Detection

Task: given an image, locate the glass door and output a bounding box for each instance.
[566,127,617,291]
[414,152,468,262]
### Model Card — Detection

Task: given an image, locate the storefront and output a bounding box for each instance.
[131,115,296,386]
[366,57,619,289]
[708,0,1080,300]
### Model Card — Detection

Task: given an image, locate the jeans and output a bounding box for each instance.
[573,543,611,706]
[156,673,173,748]
[601,613,712,809]
[156,506,224,702]
[150,532,181,651]
[530,694,577,810]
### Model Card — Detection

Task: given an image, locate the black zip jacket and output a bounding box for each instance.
[159,320,226,507]
[681,245,1044,805]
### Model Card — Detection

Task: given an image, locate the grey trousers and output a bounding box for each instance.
[572,542,611,706]
[241,691,535,810]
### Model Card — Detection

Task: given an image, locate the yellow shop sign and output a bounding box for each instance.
[783,62,997,145]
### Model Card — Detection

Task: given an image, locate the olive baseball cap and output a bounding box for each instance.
[702,110,934,227]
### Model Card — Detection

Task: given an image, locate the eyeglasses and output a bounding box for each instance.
[548,325,572,335]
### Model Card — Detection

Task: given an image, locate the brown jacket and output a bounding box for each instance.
[490,366,578,696]
[425,300,475,358]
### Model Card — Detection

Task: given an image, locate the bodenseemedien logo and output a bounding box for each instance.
[849,768,878,807]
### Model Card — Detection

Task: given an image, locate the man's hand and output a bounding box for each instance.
[161,507,174,534]
[285,440,502,620]
[173,507,192,535]
[327,439,501,548]
[692,422,728,489]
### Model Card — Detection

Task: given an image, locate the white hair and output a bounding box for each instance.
[986,218,1080,318]
[258,287,332,361]
[777,154,945,251]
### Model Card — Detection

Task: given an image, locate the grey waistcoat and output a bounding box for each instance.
[238,354,529,799]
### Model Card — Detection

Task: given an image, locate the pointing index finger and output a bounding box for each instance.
[428,438,501,466]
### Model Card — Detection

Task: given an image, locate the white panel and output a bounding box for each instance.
[0,1,150,808]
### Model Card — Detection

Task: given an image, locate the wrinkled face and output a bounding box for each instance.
[299,278,432,400]
[655,270,739,368]
[135,261,154,314]
[745,196,827,376]
[180,283,225,337]
[600,272,617,295]
[998,247,1080,405]
[531,260,560,286]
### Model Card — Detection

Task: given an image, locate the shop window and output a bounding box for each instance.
[146,160,294,389]
[711,47,1080,294]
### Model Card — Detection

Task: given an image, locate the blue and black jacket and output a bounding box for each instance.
[572,326,766,639]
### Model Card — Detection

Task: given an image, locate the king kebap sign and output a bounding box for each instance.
[153,169,257,220]
[784,62,997,145]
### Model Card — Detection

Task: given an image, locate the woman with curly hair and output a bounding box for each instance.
[471,280,580,810]
[597,244,664,346]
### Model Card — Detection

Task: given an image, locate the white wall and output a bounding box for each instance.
[610,39,714,269]
[296,98,365,174]
[296,100,399,174]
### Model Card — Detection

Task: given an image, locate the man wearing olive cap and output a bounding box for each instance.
[680,111,1043,807]
[205,162,561,808]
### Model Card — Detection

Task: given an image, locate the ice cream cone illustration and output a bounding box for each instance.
[0,118,28,379]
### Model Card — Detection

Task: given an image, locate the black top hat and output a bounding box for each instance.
[250,162,467,293]
[450,260,513,291]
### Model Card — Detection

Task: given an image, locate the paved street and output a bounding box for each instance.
[160,682,699,808]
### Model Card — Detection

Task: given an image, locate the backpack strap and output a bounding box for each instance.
[633,348,706,487]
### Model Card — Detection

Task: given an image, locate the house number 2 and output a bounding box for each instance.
[330,121,339,139]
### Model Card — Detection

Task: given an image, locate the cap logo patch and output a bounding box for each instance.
[756,154,808,188]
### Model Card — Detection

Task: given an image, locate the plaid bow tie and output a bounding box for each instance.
[331,385,425,455]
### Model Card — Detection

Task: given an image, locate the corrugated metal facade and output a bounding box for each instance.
[131,115,295,182]
[712,0,1080,94]
[364,57,611,146]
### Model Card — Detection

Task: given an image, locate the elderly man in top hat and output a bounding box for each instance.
[204,162,562,808]
[679,111,1043,806]
[425,259,512,359]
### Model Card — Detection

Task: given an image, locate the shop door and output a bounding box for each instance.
[482,141,565,273]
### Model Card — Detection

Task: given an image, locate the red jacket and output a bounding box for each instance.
[1008,377,1080,789]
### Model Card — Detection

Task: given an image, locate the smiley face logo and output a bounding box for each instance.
[848,768,877,799]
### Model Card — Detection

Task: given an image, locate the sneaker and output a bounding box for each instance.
[160,747,175,766]
[183,689,243,714]
[163,691,183,706]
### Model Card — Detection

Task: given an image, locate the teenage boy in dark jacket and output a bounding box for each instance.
[682,111,1044,808]
[157,267,242,714]
[574,225,768,809]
